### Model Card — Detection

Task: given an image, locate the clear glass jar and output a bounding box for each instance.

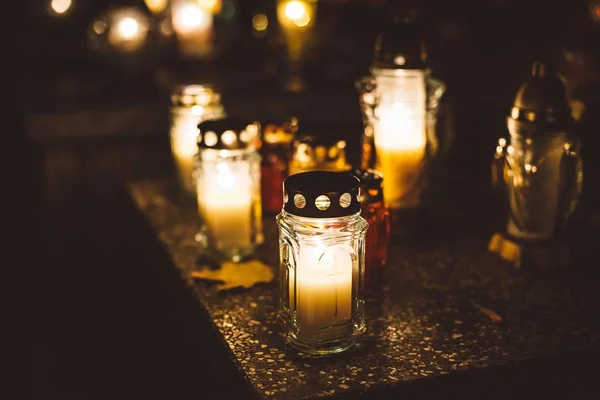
[277,171,368,355]
[288,134,351,176]
[196,118,263,261]
[493,132,583,241]
[260,118,298,214]
[353,169,391,289]
[358,69,445,210]
[170,84,225,195]
[357,13,446,211]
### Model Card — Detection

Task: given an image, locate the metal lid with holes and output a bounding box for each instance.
[197,117,260,150]
[283,171,361,218]
[262,117,299,145]
[171,84,222,108]
[353,169,384,204]
[507,61,573,135]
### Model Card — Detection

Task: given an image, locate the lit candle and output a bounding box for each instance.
[103,8,150,52]
[197,160,253,251]
[374,98,427,209]
[170,85,225,194]
[277,171,368,354]
[292,241,353,333]
[171,0,216,58]
[196,118,263,261]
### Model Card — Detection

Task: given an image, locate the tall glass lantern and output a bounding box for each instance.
[277,171,368,355]
[493,62,583,241]
[358,15,445,211]
[196,118,263,261]
[170,84,225,195]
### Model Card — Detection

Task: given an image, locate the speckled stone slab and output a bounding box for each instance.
[129,180,600,399]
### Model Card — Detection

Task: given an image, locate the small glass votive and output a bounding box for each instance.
[353,169,391,289]
[277,171,368,355]
[260,117,299,214]
[170,84,225,195]
[288,134,351,176]
[196,117,263,262]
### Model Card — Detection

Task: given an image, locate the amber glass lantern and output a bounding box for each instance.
[260,117,299,214]
[277,171,368,355]
[492,62,583,242]
[353,169,391,289]
[289,134,351,176]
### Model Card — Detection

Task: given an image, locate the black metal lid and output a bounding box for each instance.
[353,169,384,204]
[283,171,361,218]
[507,61,573,135]
[197,117,260,150]
[371,8,426,71]
[171,84,222,107]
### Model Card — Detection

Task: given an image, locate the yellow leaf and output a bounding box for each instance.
[191,259,275,291]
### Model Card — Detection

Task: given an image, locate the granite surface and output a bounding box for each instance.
[129,180,600,399]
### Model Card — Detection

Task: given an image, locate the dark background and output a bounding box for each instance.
[14,0,600,398]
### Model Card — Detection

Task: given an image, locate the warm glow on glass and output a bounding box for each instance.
[105,9,150,52]
[196,148,261,261]
[173,2,211,32]
[198,0,222,13]
[117,17,139,40]
[277,0,314,29]
[171,0,215,57]
[144,0,168,14]
[373,71,427,209]
[50,0,72,15]
[252,13,268,32]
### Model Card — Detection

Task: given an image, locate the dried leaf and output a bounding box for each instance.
[479,307,502,324]
[191,259,274,291]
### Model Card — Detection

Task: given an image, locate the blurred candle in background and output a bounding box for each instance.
[373,74,427,208]
[102,7,150,52]
[196,118,263,261]
[49,0,74,16]
[260,118,298,214]
[170,84,226,195]
[172,0,221,58]
[144,0,168,15]
[276,0,317,91]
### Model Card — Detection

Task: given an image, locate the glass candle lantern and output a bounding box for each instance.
[289,134,351,176]
[196,118,263,261]
[170,84,225,195]
[277,171,368,355]
[260,117,299,214]
[358,15,445,210]
[493,62,583,241]
[171,0,219,58]
[353,169,391,289]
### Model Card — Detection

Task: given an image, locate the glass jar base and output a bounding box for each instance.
[287,335,358,356]
[208,247,257,263]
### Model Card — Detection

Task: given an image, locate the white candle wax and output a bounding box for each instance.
[292,241,353,335]
[375,100,427,208]
[197,160,253,251]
